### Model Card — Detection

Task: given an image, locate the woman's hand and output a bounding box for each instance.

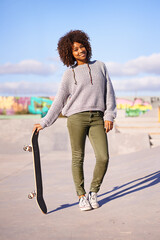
[104,120,113,133]
[32,123,43,134]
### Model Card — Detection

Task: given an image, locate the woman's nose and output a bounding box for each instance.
[79,48,83,53]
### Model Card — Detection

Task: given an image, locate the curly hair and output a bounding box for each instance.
[57,30,92,67]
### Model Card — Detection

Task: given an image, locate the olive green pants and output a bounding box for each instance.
[67,111,109,196]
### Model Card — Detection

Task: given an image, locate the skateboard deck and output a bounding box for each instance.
[24,130,47,214]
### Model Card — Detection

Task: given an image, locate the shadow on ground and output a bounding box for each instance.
[99,170,160,206]
[48,170,160,214]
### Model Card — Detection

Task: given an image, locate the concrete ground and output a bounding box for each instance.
[0,110,160,240]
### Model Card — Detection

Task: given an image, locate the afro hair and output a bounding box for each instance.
[57,30,92,67]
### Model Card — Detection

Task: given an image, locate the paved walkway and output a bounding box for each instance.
[0,117,160,240]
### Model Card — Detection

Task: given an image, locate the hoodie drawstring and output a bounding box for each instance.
[72,63,93,85]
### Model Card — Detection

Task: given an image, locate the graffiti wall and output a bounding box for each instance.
[0,96,54,116]
[0,97,31,115]
[0,96,152,117]
[116,98,152,117]
[28,97,53,117]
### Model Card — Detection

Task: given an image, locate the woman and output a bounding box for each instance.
[33,30,117,211]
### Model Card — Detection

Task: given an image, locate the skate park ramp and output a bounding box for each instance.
[0,117,151,156]
[0,115,160,240]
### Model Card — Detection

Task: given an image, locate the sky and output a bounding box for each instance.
[0,0,160,97]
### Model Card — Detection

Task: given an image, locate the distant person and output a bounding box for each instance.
[33,30,117,211]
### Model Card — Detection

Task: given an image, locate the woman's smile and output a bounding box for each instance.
[72,42,87,65]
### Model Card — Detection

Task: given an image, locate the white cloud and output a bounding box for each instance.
[1,53,160,95]
[1,75,160,96]
[0,60,57,76]
[106,53,160,76]
[0,81,60,95]
[112,76,160,91]
[1,53,159,78]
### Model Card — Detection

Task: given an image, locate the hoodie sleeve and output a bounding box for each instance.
[103,64,117,122]
[39,70,71,129]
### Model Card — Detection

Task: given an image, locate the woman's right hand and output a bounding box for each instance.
[32,123,43,133]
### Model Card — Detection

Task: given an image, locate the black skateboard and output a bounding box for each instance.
[24,130,47,214]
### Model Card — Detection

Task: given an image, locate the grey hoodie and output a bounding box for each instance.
[40,60,117,129]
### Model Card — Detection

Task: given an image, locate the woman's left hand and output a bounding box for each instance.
[32,123,43,134]
[104,120,113,133]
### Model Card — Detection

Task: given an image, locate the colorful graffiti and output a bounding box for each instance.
[0,96,31,115]
[0,96,54,116]
[28,97,53,116]
[116,98,152,117]
[0,96,152,117]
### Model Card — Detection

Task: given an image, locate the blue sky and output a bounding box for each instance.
[0,0,160,96]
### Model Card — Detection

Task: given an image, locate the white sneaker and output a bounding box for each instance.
[79,196,92,211]
[88,192,99,209]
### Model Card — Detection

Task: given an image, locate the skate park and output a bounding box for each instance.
[0,107,160,240]
[1,0,160,239]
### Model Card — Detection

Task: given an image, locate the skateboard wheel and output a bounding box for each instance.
[23,145,32,152]
[28,191,36,199]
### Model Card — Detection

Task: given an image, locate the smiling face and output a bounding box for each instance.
[72,42,88,65]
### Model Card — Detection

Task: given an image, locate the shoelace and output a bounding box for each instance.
[80,197,88,206]
[90,193,97,201]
